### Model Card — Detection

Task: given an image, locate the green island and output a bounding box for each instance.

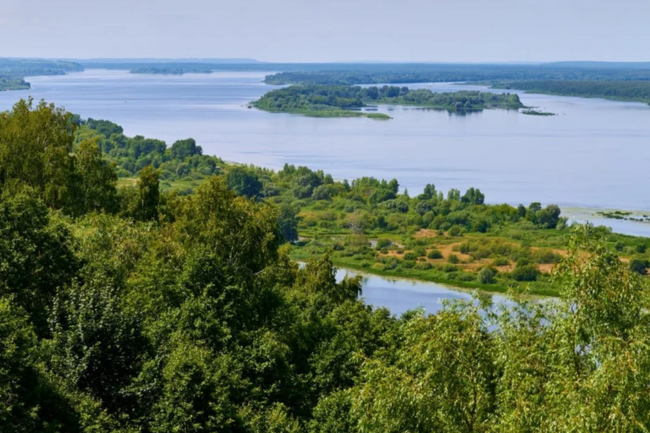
[597,210,650,223]
[521,108,556,116]
[3,98,650,431]
[253,85,524,118]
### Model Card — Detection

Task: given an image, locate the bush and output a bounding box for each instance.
[414,246,427,257]
[492,256,510,266]
[414,262,432,270]
[442,264,458,273]
[403,252,418,261]
[427,249,443,259]
[512,264,540,282]
[402,260,415,269]
[635,244,647,254]
[448,225,464,237]
[615,241,626,252]
[459,242,472,254]
[478,267,496,284]
[376,238,392,249]
[630,258,650,275]
[448,254,460,264]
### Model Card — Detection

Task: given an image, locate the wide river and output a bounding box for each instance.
[1,69,649,235]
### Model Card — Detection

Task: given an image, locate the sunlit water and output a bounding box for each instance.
[335,267,510,316]
[2,69,649,235]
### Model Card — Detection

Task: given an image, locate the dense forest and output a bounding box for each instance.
[253,85,523,117]
[0,59,83,91]
[501,80,650,103]
[263,63,650,86]
[3,99,650,432]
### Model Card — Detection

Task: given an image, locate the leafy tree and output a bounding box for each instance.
[69,138,118,215]
[170,138,202,160]
[536,204,561,228]
[227,166,263,198]
[0,191,78,334]
[278,204,299,243]
[461,187,485,205]
[0,98,75,208]
[136,165,160,221]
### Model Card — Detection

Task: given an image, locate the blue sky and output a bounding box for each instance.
[2,0,648,62]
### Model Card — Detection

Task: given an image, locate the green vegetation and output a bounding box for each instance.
[253,85,523,118]
[0,58,83,91]
[263,63,650,85]
[597,209,650,223]
[521,108,556,116]
[70,107,650,296]
[0,76,29,91]
[502,80,650,103]
[75,117,225,194]
[4,98,650,431]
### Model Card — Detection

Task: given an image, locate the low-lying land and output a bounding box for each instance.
[499,80,650,104]
[69,109,650,297]
[253,84,524,118]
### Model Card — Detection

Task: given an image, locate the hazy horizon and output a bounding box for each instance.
[2,0,649,62]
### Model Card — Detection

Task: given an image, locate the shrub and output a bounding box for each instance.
[427,249,443,259]
[512,264,540,282]
[459,242,473,254]
[630,258,650,275]
[492,256,510,266]
[635,244,647,254]
[414,246,427,257]
[448,225,464,237]
[402,260,415,269]
[457,272,477,282]
[478,267,496,284]
[414,262,432,270]
[615,241,626,252]
[443,264,457,273]
[403,252,418,261]
[376,238,392,249]
[448,254,460,264]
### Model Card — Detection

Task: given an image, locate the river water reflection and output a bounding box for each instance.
[335,267,509,316]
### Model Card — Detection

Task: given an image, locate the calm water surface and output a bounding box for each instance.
[2,69,649,233]
[335,267,508,316]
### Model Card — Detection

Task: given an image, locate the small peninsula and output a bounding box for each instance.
[252,85,524,118]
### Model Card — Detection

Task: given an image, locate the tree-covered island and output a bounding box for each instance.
[252,85,525,118]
